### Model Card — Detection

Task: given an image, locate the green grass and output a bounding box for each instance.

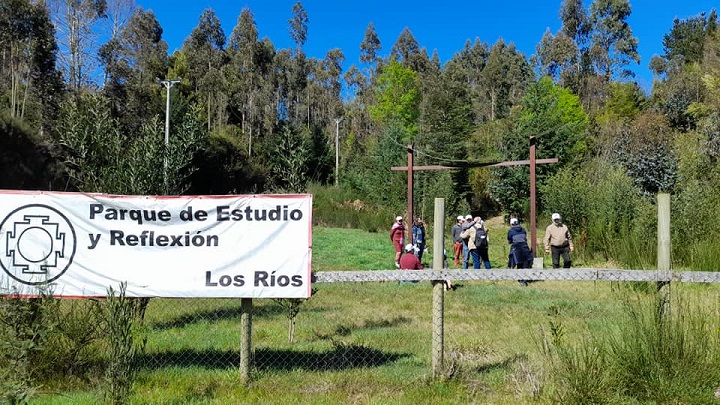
[27,224,720,404]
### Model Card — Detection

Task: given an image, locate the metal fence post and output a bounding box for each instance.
[432,198,445,377]
[240,297,253,384]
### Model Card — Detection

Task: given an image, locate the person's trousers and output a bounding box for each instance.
[469,249,480,269]
[551,245,571,268]
[415,243,425,262]
[393,240,403,262]
[462,244,470,269]
[478,247,491,269]
[453,242,462,265]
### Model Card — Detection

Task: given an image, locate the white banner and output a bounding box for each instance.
[0,191,312,298]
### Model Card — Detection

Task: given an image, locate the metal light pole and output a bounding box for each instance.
[159,79,180,193]
[334,117,343,187]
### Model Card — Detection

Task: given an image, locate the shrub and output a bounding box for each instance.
[541,291,720,403]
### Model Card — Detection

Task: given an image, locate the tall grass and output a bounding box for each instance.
[309,183,396,232]
[541,290,720,403]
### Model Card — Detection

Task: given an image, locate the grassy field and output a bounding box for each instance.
[31,221,720,404]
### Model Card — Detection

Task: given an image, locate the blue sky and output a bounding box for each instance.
[138,0,719,92]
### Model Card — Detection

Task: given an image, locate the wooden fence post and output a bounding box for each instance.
[240,297,253,384]
[432,198,445,377]
[657,193,671,315]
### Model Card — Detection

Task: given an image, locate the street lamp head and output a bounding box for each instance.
[158,78,181,88]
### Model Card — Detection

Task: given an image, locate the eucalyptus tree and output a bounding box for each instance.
[390,27,432,73]
[0,0,63,124]
[588,0,639,82]
[344,22,384,147]
[182,8,227,132]
[226,7,263,155]
[104,0,135,41]
[311,48,344,124]
[287,1,310,126]
[447,39,489,124]
[360,22,381,68]
[532,0,593,101]
[100,0,135,85]
[288,1,308,51]
[533,28,578,84]
[99,8,168,134]
[663,13,714,66]
[48,0,107,91]
[480,39,534,122]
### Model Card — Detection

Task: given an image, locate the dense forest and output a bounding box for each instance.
[2,0,720,268]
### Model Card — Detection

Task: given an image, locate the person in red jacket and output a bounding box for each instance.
[390,215,405,268]
[399,244,423,270]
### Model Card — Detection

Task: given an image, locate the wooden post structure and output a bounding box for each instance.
[392,141,557,238]
[240,297,252,384]
[431,198,445,377]
[529,137,537,254]
[657,193,671,314]
[407,144,414,222]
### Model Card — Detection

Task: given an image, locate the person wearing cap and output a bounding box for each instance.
[461,214,474,268]
[399,243,423,270]
[411,217,427,262]
[460,216,484,269]
[451,215,464,266]
[390,215,406,268]
[544,213,574,268]
[507,217,532,285]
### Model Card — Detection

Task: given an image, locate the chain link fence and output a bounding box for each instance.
[136,268,720,380]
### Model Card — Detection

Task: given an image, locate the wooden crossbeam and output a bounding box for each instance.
[392,140,559,254]
[390,158,559,171]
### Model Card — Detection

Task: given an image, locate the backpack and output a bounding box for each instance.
[474,227,488,248]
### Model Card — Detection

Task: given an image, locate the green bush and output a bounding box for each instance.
[309,183,396,232]
[541,159,655,268]
[0,288,58,403]
[102,283,146,405]
[541,292,720,403]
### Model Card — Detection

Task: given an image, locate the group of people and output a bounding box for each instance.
[505,213,574,270]
[392,212,574,272]
[451,215,491,269]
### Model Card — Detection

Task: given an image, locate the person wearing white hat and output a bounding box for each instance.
[461,214,475,268]
[390,215,406,268]
[399,243,423,271]
[544,213,574,268]
[451,215,464,266]
[507,217,532,285]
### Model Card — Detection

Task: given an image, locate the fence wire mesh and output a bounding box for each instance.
[137,268,720,379]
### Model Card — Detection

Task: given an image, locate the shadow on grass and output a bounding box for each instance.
[312,316,412,340]
[473,353,527,374]
[138,345,409,372]
[150,303,326,330]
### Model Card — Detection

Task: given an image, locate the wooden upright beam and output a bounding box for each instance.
[408,144,414,224]
[530,137,537,255]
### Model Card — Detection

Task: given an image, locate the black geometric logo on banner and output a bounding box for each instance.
[0,204,76,285]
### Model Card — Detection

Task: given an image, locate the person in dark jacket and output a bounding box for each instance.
[507,217,533,286]
[411,218,427,263]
